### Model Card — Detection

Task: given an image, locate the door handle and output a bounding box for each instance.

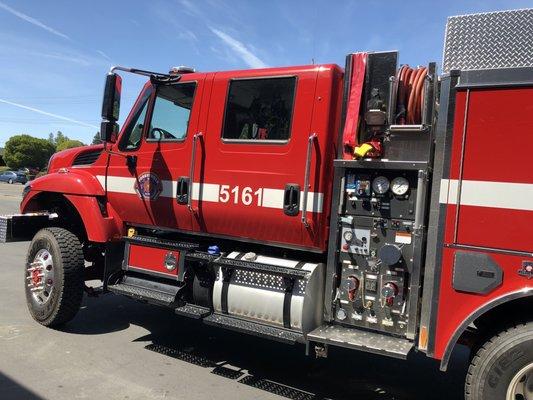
[283,184,300,216]
[176,176,189,204]
[301,133,317,227]
[188,132,203,211]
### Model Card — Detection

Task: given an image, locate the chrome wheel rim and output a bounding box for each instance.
[507,362,533,400]
[27,249,54,305]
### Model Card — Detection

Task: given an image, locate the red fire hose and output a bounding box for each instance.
[395,65,427,125]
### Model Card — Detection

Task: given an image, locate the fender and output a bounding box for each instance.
[27,169,105,196]
[440,288,533,371]
[21,191,123,243]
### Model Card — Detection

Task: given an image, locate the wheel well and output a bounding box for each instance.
[25,192,87,243]
[441,291,532,371]
[473,296,532,338]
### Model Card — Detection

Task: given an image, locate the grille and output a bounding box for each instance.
[443,9,533,72]
[72,149,103,166]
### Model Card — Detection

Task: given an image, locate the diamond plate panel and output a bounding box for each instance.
[443,9,533,72]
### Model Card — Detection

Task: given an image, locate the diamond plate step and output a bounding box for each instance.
[175,304,211,319]
[108,276,180,306]
[203,314,303,345]
[307,324,413,359]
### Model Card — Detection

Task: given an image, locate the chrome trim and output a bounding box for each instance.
[109,65,168,78]
[188,132,202,211]
[302,133,317,227]
[387,75,397,125]
[453,89,470,243]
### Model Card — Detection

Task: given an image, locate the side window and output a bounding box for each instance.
[222,77,296,142]
[147,83,196,141]
[119,88,152,151]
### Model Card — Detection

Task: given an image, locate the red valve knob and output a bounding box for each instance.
[345,276,360,302]
[381,282,399,306]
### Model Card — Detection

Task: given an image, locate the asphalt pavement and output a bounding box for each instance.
[0,181,470,400]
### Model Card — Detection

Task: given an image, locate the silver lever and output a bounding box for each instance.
[302,133,317,227]
[188,132,203,211]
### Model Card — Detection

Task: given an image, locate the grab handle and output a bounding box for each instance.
[301,133,317,227]
[188,132,203,211]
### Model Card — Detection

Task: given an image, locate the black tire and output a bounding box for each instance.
[25,227,85,327]
[465,322,533,400]
[8,178,13,184]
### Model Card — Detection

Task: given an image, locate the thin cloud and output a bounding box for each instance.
[96,50,112,62]
[210,28,267,69]
[0,99,98,129]
[0,1,70,40]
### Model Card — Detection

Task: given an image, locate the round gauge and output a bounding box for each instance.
[372,176,390,195]
[343,231,354,242]
[391,176,410,196]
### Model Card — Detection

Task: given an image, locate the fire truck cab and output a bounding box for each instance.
[2,9,532,400]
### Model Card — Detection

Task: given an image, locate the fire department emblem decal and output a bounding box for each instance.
[134,172,162,201]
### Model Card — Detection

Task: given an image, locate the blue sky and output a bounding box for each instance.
[0,0,531,147]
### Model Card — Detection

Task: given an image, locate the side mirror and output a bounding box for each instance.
[100,120,120,143]
[100,73,122,144]
[101,73,122,123]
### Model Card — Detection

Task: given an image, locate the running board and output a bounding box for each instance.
[108,276,181,306]
[307,325,414,359]
[175,304,211,319]
[203,314,303,345]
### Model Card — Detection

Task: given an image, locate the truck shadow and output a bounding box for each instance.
[67,293,469,400]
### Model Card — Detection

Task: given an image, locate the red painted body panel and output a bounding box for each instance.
[105,74,208,231]
[25,169,105,196]
[195,65,342,251]
[48,144,104,174]
[101,65,343,251]
[434,86,533,360]
[127,244,179,277]
[434,247,533,359]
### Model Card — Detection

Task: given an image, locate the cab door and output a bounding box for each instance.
[191,66,326,250]
[104,73,208,232]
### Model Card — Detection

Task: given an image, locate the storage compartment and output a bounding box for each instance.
[125,241,181,280]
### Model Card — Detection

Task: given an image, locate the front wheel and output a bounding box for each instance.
[465,322,533,400]
[8,178,13,184]
[25,227,85,327]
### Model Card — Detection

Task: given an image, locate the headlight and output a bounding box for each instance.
[391,177,410,196]
[22,184,31,200]
[46,154,56,173]
[372,176,390,195]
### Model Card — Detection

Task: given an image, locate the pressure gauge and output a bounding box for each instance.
[372,176,390,195]
[391,177,410,196]
[343,230,354,242]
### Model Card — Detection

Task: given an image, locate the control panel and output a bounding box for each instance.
[334,169,419,336]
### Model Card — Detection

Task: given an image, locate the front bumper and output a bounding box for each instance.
[0,213,55,243]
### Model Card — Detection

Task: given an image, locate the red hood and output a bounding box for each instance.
[48,144,104,173]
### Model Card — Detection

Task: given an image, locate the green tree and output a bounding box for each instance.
[56,139,85,152]
[54,131,67,147]
[91,132,102,145]
[4,135,55,169]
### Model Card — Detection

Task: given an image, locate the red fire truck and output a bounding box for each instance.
[1,9,531,400]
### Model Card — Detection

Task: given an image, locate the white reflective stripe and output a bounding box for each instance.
[191,182,220,202]
[261,188,284,209]
[301,191,324,213]
[260,188,324,212]
[97,175,136,195]
[96,175,324,212]
[439,179,449,205]
[439,179,533,211]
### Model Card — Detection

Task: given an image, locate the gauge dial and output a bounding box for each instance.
[372,176,390,195]
[343,231,354,242]
[391,177,410,196]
